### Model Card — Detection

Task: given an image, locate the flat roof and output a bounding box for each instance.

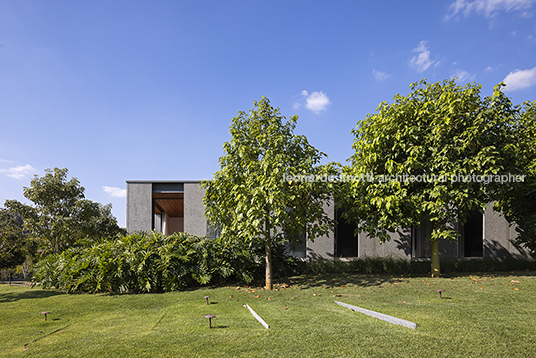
[126,180,206,183]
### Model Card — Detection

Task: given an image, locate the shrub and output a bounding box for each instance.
[32,231,280,293]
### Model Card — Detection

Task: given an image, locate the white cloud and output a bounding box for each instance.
[372,69,390,81]
[484,66,494,72]
[301,91,331,114]
[293,102,301,109]
[446,0,535,19]
[451,69,476,82]
[502,66,536,91]
[0,164,36,179]
[0,158,13,163]
[103,186,127,198]
[409,41,436,73]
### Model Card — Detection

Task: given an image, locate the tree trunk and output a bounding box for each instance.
[264,211,273,290]
[265,240,273,290]
[431,238,440,277]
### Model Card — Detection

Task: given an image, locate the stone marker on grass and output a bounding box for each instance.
[335,300,416,329]
[204,315,216,329]
[41,311,50,321]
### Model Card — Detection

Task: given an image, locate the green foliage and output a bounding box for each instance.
[202,97,335,289]
[343,79,522,275]
[299,257,536,276]
[4,167,125,255]
[32,231,294,293]
[0,208,33,269]
[493,100,536,255]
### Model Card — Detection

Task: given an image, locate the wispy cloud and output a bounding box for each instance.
[451,69,476,82]
[409,41,437,73]
[372,69,390,81]
[300,90,331,114]
[103,186,127,198]
[446,0,535,20]
[484,66,494,72]
[502,66,536,91]
[0,158,13,163]
[0,164,36,179]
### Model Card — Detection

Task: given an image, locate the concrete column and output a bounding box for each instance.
[126,182,153,233]
[184,182,207,237]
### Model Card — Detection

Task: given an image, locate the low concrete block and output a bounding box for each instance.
[335,300,416,329]
[245,304,269,329]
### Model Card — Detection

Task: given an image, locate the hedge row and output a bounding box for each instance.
[32,231,284,293]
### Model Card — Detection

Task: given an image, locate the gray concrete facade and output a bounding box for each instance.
[306,197,336,259]
[126,181,533,261]
[126,182,152,233]
[183,182,207,237]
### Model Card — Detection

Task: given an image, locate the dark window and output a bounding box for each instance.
[335,207,358,257]
[152,183,184,193]
[413,220,432,258]
[461,210,483,258]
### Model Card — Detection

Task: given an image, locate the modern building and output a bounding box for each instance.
[126,180,532,261]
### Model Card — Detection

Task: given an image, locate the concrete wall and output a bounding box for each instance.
[126,182,152,233]
[352,203,531,261]
[184,182,207,237]
[358,229,411,259]
[127,181,532,261]
[306,198,336,260]
[484,203,531,259]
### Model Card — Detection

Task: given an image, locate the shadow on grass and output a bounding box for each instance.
[286,273,394,289]
[0,289,65,303]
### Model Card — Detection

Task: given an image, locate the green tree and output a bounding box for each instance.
[0,208,29,269]
[202,97,334,290]
[343,80,519,276]
[5,167,125,255]
[493,100,536,255]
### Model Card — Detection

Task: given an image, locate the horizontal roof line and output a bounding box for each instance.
[126,180,206,183]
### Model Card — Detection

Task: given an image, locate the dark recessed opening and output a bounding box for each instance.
[335,207,358,257]
[463,210,483,257]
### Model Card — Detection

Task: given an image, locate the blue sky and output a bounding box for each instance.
[1,0,535,227]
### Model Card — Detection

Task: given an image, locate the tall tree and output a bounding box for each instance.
[493,100,536,255]
[0,208,29,269]
[343,80,519,276]
[5,167,125,255]
[202,97,334,290]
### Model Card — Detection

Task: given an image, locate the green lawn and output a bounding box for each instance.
[2,272,536,357]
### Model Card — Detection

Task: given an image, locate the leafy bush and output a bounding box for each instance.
[300,256,536,276]
[32,231,278,293]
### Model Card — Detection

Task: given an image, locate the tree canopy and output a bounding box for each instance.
[5,167,125,256]
[202,97,334,290]
[343,79,523,275]
[0,208,31,269]
[493,100,536,254]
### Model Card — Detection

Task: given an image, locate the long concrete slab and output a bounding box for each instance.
[335,300,416,329]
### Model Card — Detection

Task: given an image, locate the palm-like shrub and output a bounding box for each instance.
[32,231,269,293]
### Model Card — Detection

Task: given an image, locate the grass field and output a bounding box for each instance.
[2,272,536,357]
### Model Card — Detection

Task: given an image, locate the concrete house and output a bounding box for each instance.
[126,180,532,261]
